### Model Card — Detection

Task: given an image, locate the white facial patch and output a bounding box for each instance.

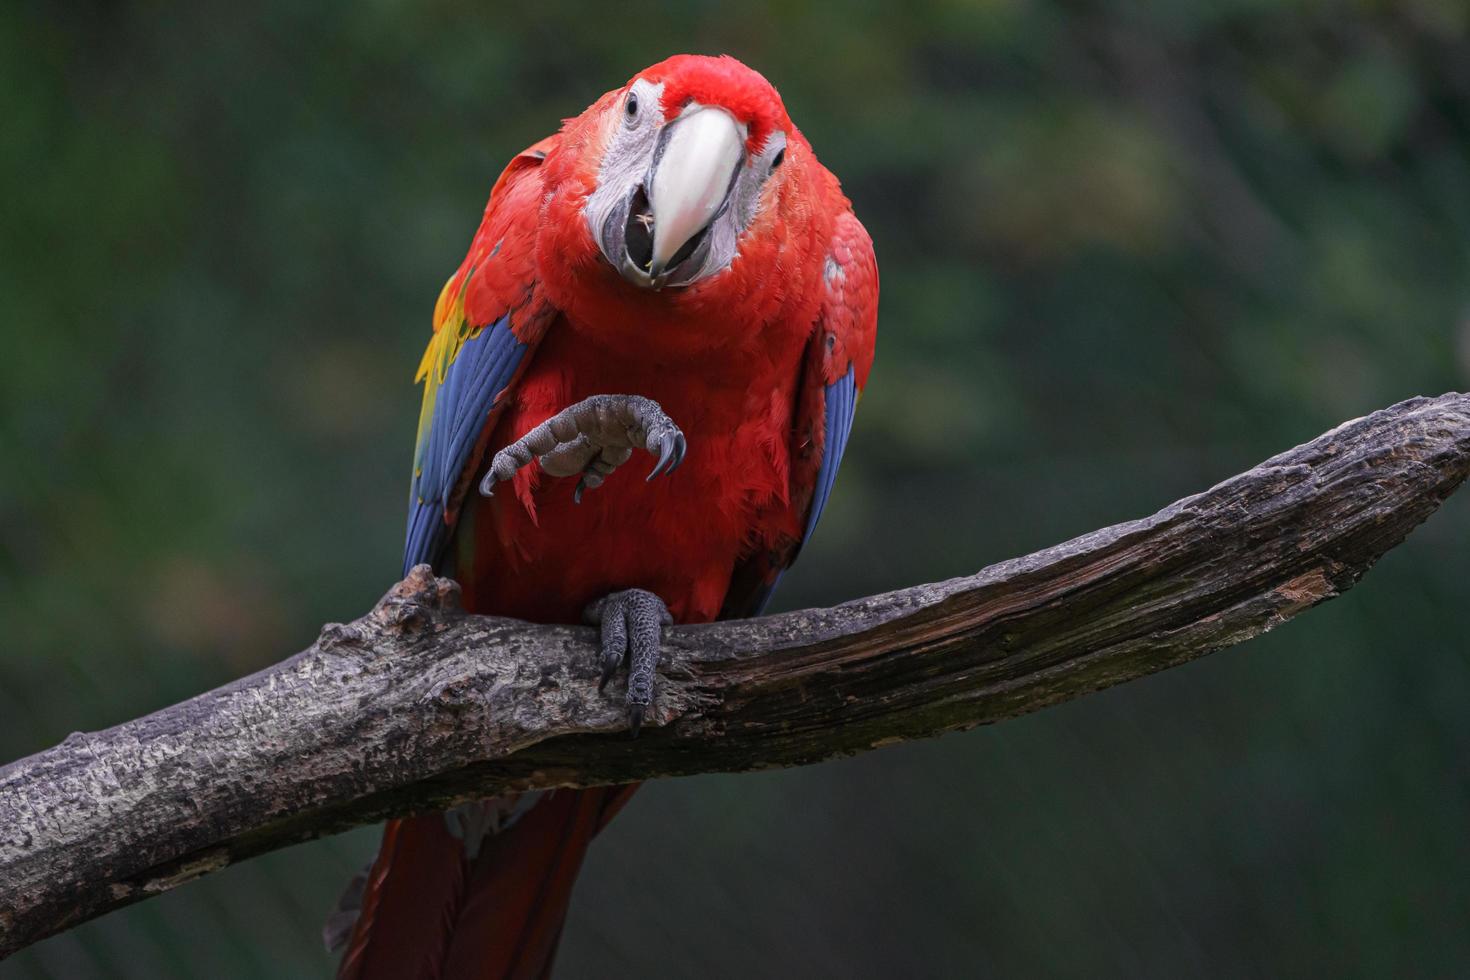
[584,78,665,248]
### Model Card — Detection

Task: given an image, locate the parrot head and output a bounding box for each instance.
[556,55,808,294]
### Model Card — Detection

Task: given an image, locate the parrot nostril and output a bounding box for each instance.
[624,185,655,272]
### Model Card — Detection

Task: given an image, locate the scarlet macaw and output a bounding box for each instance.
[333,54,878,979]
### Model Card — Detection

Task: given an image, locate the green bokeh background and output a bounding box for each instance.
[3,1,1469,977]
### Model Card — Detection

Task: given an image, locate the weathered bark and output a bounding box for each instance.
[3,393,1469,955]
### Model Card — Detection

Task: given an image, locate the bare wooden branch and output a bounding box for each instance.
[3,393,1469,956]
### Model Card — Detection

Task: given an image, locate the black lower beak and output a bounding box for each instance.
[623,184,654,273]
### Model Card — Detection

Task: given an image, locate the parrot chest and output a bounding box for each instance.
[457,319,806,626]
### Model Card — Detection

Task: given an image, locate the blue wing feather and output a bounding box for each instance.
[403,317,527,574]
[441,338,521,506]
[803,364,857,544]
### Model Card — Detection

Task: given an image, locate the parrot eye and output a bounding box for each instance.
[771,148,785,170]
[625,92,639,122]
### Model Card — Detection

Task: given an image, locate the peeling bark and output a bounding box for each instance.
[2,393,1469,956]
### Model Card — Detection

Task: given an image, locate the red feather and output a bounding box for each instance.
[338,789,636,980]
[337,816,466,980]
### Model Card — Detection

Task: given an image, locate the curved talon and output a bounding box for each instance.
[598,651,620,692]
[646,430,687,481]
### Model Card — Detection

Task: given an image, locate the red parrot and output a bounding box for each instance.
[331,54,877,979]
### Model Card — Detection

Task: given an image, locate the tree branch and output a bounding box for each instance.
[4,393,1469,955]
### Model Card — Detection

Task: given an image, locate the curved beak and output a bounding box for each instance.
[646,107,744,278]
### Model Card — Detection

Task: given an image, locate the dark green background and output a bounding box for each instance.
[3,1,1469,977]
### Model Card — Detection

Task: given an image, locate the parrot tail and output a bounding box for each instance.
[332,785,636,980]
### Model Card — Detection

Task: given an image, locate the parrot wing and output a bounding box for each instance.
[722,209,879,618]
[402,137,560,575]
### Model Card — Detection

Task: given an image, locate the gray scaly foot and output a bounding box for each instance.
[583,588,672,735]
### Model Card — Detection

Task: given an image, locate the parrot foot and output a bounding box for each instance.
[583,588,672,735]
[478,394,686,501]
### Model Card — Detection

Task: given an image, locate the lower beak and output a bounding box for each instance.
[645,108,744,277]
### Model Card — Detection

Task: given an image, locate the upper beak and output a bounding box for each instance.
[646,107,744,277]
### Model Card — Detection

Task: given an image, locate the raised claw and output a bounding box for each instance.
[479,393,687,500]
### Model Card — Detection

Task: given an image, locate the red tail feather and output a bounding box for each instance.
[337,787,636,980]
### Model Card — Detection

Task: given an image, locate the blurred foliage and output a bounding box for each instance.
[3,0,1470,977]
